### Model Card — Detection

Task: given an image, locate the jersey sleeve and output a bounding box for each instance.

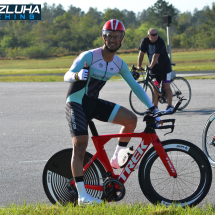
[138,38,147,53]
[119,61,153,108]
[69,51,93,73]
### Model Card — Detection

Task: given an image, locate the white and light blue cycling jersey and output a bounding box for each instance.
[65,47,153,108]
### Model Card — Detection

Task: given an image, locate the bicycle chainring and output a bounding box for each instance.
[158,96,167,104]
[103,178,125,201]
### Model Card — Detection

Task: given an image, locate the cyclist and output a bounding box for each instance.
[137,28,173,111]
[64,19,160,205]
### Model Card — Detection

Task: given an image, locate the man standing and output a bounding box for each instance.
[137,28,173,111]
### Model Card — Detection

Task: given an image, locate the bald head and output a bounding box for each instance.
[147,28,158,42]
[148,28,157,35]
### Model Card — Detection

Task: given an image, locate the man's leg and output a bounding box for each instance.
[152,87,159,108]
[66,101,102,204]
[110,106,138,168]
[71,135,88,177]
[163,83,173,106]
[113,106,137,142]
[71,135,103,204]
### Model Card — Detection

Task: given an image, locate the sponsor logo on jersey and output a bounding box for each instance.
[72,112,76,129]
[99,63,103,68]
[93,71,112,80]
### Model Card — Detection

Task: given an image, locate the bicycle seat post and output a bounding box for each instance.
[89,120,99,136]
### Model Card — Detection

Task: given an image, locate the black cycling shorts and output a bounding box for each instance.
[154,72,172,84]
[65,94,120,137]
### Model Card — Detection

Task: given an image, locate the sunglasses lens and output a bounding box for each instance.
[151,33,158,36]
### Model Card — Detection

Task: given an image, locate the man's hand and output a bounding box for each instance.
[76,62,89,81]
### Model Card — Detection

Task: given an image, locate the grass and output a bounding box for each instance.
[0,75,64,82]
[0,49,214,82]
[1,202,215,215]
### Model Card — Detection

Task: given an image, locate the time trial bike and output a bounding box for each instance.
[129,65,192,115]
[43,98,211,207]
[202,112,215,167]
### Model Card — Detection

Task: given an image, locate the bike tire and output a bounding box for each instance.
[171,77,191,110]
[138,139,212,207]
[202,112,215,167]
[129,80,154,115]
[43,148,106,205]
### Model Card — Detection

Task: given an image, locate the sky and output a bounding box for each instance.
[3,0,215,14]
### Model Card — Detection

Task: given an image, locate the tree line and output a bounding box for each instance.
[0,0,214,58]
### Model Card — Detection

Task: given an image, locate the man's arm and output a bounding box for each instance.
[64,51,92,83]
[137,51,144,71]
[149,53,160,69]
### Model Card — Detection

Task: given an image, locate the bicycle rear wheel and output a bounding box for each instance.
[138,139,212,207]
[43,148,106,205]
[171,77,191,110]
[202,112,215,167]
[129,80,154,115]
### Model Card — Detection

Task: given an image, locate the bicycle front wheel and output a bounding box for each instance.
[171,77,191,110]
[138,139,212,207]
[129,80,154,115]
[202,112,215,167]
[43,148,106,205]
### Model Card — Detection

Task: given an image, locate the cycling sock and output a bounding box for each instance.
[118,141,128,147]
[75,181,87,198]
[74,176,84,183]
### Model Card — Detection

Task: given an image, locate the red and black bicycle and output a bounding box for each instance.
[43,98,212,207]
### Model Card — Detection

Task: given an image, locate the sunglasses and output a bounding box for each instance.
[105,33,122,41]
[150,33,158,36]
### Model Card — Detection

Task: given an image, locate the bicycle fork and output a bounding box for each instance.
[151,133,177,178]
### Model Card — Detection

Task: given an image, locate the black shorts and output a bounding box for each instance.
[65,95,121,137]
[153,72,172,85]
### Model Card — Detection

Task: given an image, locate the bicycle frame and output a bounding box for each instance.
[144,71,164,95]
[70,129,177,191]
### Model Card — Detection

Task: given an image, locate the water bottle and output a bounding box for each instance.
[118,146,134,168]
[152,78,160,88]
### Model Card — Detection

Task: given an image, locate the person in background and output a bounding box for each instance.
[137,28,173,111]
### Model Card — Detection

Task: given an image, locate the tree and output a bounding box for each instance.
[3,21,32,48]
[137,9,149,24]
[86,7,103,25]
[176,12,192,34]
[102,8,125,26]
[122,10,139,28]
[41,2,53,23]
[67,5,84,17]
[201,3,215,30]
[146,0,179,29]
[30,21,54,46]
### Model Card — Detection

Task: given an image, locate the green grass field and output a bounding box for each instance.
[1,202,215,215]
[0,49,214,81]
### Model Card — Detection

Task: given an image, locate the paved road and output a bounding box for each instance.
[0,80,215,207]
